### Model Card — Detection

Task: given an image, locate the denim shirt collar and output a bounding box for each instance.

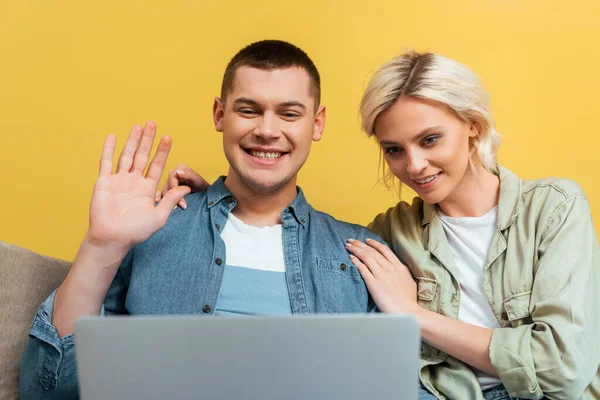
[206,176,309,226]
[420,165,522,230]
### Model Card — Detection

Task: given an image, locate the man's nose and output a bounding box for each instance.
[254,112,280,140]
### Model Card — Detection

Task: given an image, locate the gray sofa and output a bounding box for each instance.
[0,241,70,400]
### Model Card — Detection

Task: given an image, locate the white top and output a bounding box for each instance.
[437,206,502,391]
[215,213,291,315]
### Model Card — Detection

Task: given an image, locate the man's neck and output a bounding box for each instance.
[223,171,298,227]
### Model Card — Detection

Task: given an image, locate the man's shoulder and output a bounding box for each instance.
[307,207,383,242]
[164,191,209,223]
[132,191,212,258]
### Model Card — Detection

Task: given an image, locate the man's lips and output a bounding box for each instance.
[244,147,289,160]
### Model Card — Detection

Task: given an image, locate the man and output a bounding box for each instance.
[20,40,382,398]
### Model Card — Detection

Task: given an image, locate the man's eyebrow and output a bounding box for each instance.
[232,98,307,111]
[232,97,261,107]
[279,101,307,110]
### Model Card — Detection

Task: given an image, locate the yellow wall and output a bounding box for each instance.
[1,1,599,260]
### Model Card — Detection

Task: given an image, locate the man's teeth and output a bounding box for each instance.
[250,150,282,159]
[415,174,439,184]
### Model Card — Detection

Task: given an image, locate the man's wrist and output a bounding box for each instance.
[82,232,132,258]
[67,234,131,290]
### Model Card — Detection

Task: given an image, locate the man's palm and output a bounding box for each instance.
[87,122,190,248]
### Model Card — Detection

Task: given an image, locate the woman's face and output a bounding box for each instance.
[373,97,478,205]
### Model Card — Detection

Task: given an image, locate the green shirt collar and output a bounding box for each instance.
[420,165,522,231]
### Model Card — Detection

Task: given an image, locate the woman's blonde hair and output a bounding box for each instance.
[359,50,500,189]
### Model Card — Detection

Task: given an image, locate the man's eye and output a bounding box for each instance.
[281,112,300,119]
[238,109,257,115]
[423,135,440,146]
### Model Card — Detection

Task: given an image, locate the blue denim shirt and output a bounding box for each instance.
[20,177,383,399]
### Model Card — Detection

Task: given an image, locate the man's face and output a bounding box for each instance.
[213,66,325,195]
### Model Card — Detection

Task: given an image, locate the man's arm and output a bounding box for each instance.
[52,122,190,336]
[19,122,190,399]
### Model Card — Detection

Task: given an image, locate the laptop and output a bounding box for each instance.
[75,314,420,400]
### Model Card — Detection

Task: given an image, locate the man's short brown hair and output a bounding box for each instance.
[221,40,321,111]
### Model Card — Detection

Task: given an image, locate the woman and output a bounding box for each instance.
[347,50,599,399]
[160,51,600,399]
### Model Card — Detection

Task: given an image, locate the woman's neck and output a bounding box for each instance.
[437,164,500,218]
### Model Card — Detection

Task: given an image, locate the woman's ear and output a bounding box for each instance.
[469,121,482,138]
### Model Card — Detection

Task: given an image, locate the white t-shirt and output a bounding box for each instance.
[215,213,292,315]
[437,206,502,391]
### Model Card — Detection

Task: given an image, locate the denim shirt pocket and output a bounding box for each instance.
[314,258,369,313]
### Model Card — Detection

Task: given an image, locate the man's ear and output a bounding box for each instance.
[213,97,225,132]
[312,105,326,142]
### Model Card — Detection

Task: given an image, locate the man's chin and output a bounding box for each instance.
[244,179,291,195]
[234,173,295,195]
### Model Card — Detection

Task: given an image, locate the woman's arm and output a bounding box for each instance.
[347,190,600,399]
[346,238,497,376]
[488,193,599,399]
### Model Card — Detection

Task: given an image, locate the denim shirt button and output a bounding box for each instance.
[225,197,234,204]
[340,263,347,271]
[208,201,215,206]
[202,305,211,313]
[215,258,223,265]
[501,311,508,320]
[215,224,220,231]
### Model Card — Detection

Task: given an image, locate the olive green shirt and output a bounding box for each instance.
[368,167,599,400]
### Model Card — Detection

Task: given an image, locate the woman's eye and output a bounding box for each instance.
[423,135,440,146]
[385,147,403,155]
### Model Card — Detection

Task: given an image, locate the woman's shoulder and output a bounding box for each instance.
[521,175,586,200]
[514,174,591,229]
[367,197,426,243]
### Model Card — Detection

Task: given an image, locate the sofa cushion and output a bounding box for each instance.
[0,241,70,400]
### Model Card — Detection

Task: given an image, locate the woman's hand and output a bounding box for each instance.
[155,164,209,209]
[347,238,500,377]
[345,238,419,314]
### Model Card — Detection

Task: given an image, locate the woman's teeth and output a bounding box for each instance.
[415,173,439,184]
[250,150,282,159]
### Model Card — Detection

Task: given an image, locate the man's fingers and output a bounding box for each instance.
[156,186,191,221]
[131,121,157,173]
[99,134,116,177]
[116,124,143,173]
[146,136,173,185]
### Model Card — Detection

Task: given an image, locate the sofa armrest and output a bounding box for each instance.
[0,241,70,400]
